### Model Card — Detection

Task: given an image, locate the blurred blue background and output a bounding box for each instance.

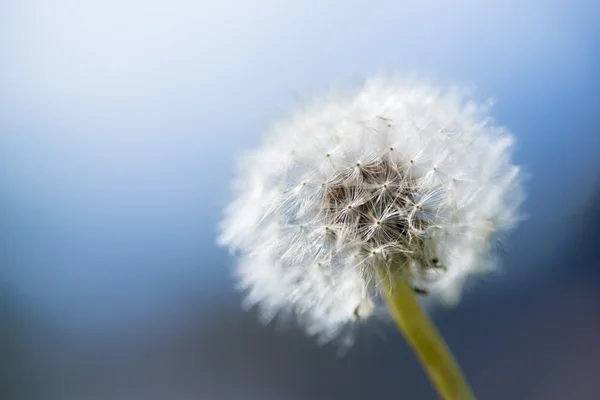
[1,1,599,399]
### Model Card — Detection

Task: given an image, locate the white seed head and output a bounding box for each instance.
[219,76,523,345]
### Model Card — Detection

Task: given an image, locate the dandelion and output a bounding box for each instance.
[218,76,522,399]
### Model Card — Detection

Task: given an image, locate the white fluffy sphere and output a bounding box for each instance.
[219,76,522,344]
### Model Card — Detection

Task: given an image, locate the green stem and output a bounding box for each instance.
[381,274,475,400]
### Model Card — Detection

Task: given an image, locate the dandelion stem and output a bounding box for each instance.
[382,274,475,400]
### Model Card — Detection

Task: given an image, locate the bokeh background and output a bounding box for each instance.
[1,1,599,399]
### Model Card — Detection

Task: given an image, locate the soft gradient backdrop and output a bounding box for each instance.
[1,1,599,399]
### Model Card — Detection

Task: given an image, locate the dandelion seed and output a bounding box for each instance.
[218,76,523,346]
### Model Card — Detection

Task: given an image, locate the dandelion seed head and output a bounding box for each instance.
[218,76,523,345]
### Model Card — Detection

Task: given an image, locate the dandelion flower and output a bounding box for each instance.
[218,76,522,398]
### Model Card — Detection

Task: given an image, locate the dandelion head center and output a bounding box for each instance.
[320,157,426,263]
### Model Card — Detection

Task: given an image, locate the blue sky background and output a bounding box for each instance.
[1,1,599,399]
